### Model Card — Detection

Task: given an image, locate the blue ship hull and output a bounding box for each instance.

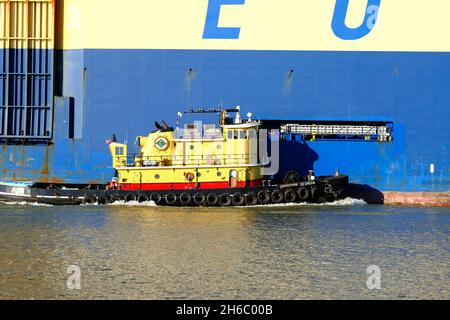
[1,49,449,192]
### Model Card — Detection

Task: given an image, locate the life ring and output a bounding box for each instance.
[271,190,284,204]
[185,172,195,182]
[179,193,192,206]
[245,193,258,206]
[231,193,245,206]
[206,193,218,206]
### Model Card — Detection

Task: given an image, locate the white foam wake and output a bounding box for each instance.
[1,197,365,208]
[323,197,367,206]
[0,201,53,207]
[107,197,366,208]
[106,200,158,207]
[241,197,367,208]
[105,197,366,208]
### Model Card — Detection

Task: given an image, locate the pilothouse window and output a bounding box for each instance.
[116,147,124,156]
[203,124,220,139]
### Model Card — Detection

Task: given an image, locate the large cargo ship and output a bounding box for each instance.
[1,0,449,203]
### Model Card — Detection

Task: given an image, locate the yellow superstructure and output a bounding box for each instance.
[109,108,265,191]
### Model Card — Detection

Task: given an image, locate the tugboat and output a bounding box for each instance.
[0,107,348,206]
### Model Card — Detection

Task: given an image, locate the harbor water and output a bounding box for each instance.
[0,200,448,300]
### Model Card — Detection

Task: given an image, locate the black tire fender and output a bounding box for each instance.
[206,193,219,206]
[137,194,149,203]
[179,192,192,206]
[165,193,178,206]
[284,189,297,203]
[271,190,284,204]
[109,195,123,203]
[231,193,245,206]
[297,187,309,201]
[218,194,232,207]
[83,196,96,205]
[193,192,206,206]
[150,193,162,204]
[125,193,136,202]
[310,187,321,202]
[97,195,108,205]
[245,193,258,206]
[257,190,271,204]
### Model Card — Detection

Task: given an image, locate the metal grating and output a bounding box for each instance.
[0,0,54,143]
[281,123,393,142]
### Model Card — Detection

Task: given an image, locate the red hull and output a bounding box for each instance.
[116,179,263,191]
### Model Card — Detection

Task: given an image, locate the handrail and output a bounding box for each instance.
[114,152,258,167]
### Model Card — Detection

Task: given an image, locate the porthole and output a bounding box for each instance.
[189,145,194,150]
[217,144,222,150]
[217,172,222,177]
[155,174,160,179]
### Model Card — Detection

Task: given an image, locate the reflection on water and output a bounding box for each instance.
[0,200,448,299]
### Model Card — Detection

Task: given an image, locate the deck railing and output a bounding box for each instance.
[113,153,259,167]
